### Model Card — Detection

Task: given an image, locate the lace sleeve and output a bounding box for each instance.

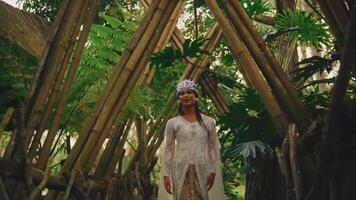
[163,119,175,176]
[208,119,218,173]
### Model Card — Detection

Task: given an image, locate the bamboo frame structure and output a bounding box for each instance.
[82,1,186,194]
[44,4,182,199]
[227,0,310,127]
[200,0,288,134]
[36,0,100,169]
[25,0,98,162]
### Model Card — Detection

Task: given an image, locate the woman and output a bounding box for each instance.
[160,79,222,200]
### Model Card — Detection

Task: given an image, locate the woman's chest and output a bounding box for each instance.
[175,123,208,142]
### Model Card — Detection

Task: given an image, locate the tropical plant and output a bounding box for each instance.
[272,9,330,48]
[19,0,126,21]
[150,37,210,69]
[241,0,270,17]
[291,49,339,89]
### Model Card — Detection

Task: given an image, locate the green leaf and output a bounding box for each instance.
[273,9,331,49]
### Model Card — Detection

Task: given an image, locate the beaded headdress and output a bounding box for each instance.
[176,79,198,95]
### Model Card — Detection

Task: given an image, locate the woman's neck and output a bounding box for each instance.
[182,105,196,116]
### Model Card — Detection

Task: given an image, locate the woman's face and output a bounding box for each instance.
[178,89,196,107]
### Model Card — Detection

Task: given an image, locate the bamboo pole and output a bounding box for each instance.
[199,74,229,113]
[24,0,85,131]
[36,0,100,169]
[205,0,289,133]
[95,118,133,178]
[221,0,310,132]
[23,0,71,148]
[94,57,160,178]
[23,0,70,120]
[77,0,179,173]
[58,0,165,174]
[57,0,180,179]
[27,0,91,161]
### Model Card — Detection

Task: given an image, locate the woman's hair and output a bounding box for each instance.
[178,91,210,134]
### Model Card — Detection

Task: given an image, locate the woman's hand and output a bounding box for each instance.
[164,176,172,194]
[207,173,216,190]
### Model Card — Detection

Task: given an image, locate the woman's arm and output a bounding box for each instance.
[207,119,218,174]
[163,119,175,177]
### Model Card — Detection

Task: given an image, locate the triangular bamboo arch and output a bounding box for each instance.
[4,0,346,199]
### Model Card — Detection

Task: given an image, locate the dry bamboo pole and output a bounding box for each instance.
[93,67,158,178]
[77,0,180,173]
[60,1,162,170]
[90,2,183,175]
[46,0,176,196]
[228,0,304,107]
[24,0,84,133]
[27,0,91,161]
[58,0,180,177]
[149,0,185,51]
[223,0,310,130]
[23,0,71,148]
[135,118,147,170]
[23,0,70,122]
[191,24,222,80]
[199,74,229,113]
[94,118,133,178]
[28,157,52,200]
[36,0,99,169]
[57,0,165,175]
[204,0,289,133]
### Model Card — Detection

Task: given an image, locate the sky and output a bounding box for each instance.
[2,0,21,8]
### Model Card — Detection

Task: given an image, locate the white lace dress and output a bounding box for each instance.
[163,114,217,200]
